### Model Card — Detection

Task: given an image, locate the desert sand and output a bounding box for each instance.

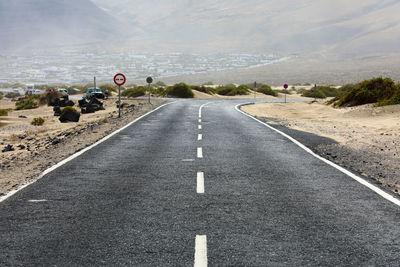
[242,101,400,195]
[0,97,165,197]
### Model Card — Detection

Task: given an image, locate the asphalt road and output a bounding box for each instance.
[1,99,400,266]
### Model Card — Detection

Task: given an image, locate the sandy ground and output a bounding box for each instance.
[0,97,165,197]
[242,101,400,195]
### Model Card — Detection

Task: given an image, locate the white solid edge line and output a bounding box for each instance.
[235,103,400,207]
[194,235,208,267]
[197,147,203,158]
[197,172,205,194]
[198,134,202,141]
[0,101,176,203]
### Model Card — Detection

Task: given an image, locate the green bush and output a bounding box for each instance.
[31,117,45,126]
[257,85,278,96]
[375,89,400,107]
[121,87,147,98]
[216,84,250,96]
[151,87,166,96]
[0,92,3,100]
[0,109,8,116]
[165,83,194,98]
[332,77,398,107]
[317,86,341,97]
[15,96,39,110]
[302,86,339,99]
[302,88,326,99]
[190,85,216,95]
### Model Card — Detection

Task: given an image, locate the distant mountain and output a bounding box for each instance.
[0,0,130,52]
[92,0,400,57]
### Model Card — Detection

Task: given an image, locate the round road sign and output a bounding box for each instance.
[146,77,153,84]
[114,73,126,86]
[284,84,288,89]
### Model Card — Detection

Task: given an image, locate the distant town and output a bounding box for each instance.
[0,50,289,85]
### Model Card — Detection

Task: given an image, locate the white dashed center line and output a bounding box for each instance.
[199,119,202,123]
[28,199,47,203]
[197,147,203,158]
[198,134,202,141]
[194,235,208,267]
[197,172,205,194]
[198,125,202,130]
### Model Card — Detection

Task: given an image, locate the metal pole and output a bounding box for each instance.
[254,81,256,99]
[94,76,96,89]
[285,92,287,103]
[148,83,151,104]
[118,85,121,118]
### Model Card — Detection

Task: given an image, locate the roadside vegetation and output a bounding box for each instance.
[190,85,216,95]
[257,85,278,96]
[15,95,40,110]
[301,86,340,99]
[122,87,147,98]
[31,117,45,126]
[0,109,8,116]
[329,77,400,107]
[216,84,250,96]
[164,83,194,98]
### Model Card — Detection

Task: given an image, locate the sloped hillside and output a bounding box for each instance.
[93,0,400,56]
[0,0,128,51]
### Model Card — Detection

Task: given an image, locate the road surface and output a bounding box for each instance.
[1,99,400,266]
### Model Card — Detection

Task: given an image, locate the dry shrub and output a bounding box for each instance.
[39,91,62,105]
[31,117,45,126]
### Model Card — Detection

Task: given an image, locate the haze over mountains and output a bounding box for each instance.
[0,0,127,52]
[1,0,399,58]
[93,0,400,57]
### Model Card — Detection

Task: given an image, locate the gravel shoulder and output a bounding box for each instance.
[241,101,400,196]
[0,97,166,197]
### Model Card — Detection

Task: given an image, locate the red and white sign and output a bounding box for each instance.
[114,73,126,86]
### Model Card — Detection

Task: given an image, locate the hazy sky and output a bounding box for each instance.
[1,0,399,56]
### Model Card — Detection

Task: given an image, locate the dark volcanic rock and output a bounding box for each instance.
[2,144,14,152]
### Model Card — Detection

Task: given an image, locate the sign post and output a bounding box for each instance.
[254,81,257,99]
[284,84,288,104]
[114,73,126,118]
[146,77,153,104]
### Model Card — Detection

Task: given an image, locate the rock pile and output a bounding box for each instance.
[59,107,80,123]
[79,96,105,114]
